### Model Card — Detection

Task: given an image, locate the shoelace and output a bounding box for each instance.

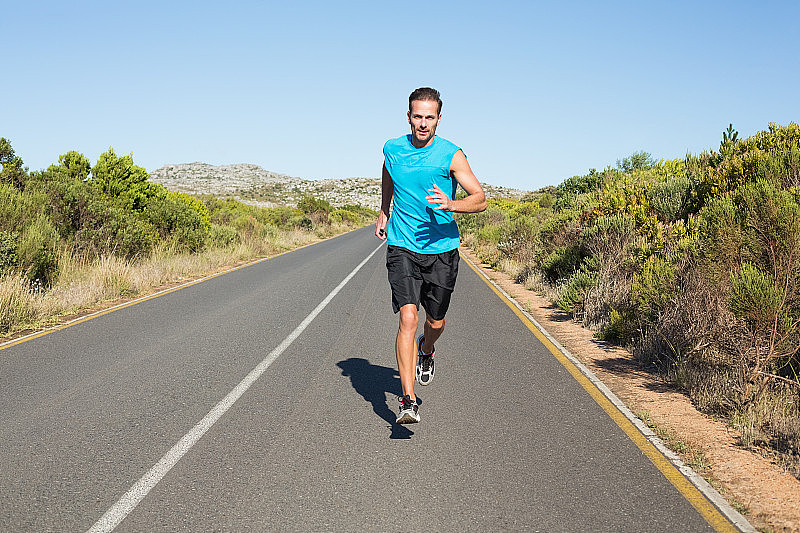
[397,395,417,409]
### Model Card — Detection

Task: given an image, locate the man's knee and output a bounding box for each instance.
[425,314,445,331]
[398,304,418,332]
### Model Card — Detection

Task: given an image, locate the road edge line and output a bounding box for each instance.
[460,251,755,533]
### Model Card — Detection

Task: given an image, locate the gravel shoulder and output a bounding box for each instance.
[461,246,800,533]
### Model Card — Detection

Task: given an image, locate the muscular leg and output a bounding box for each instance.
[396,304,419,400]
[421,313,444,355]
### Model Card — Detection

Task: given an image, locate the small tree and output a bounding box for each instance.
[616,151,656,173]
[90,148,156,210]
[58,151,91,181]
[0,138,28,190]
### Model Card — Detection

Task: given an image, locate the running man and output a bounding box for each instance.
[375,87,487,424]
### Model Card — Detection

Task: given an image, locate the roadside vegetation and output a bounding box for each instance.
[0,139,375,338]
[458,123,800,475]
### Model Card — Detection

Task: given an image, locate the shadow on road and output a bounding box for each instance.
[337,357,414,439]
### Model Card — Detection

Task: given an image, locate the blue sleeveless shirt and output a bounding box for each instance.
[383,134,461,254]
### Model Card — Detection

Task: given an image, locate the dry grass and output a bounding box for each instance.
[730,384,800,478]
[0,226,350,340]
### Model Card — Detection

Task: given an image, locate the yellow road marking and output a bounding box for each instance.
[461,253,740,533]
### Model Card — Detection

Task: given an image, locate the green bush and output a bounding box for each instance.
[330,209,357,224]
[754,145,800,188]
[144,191,210,252]
[455,123,800,463]
[58,151,91,181]
[581,214,636,248]
[558,265,598,313]
[729,262,782,328]
[697,195,742,279]
[340,204,377,220]
[17,215,60,284]
[691,122,800,206]
[538,210,579,250]
[598,308,637,342]
[73,204,157,258]
[630,256,678,324]
[208,224,239,247]
[538,193,555,209]
[541,245,582,282]
[497,216,538,261]
[0,230,17,274]
[558,168,603,196]
[262,207,306,227]
[475,223,503,246]
[648,176,691,223]
[617,151,656,173]
[0,183,25,232]
[297,195,332,215]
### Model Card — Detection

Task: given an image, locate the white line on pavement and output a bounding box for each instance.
[86,242,384,533]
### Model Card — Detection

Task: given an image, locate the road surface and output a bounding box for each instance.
[0,227,744,532]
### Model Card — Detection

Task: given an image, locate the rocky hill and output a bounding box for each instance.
[149,162,529,211]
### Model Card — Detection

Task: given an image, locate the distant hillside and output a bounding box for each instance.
[149,162,530,211]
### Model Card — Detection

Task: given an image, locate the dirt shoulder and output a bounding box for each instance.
[461,247,800,533]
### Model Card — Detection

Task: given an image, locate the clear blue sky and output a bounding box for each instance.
[3,1,798,191]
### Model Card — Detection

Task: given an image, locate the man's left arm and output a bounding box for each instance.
[426,149,487,213]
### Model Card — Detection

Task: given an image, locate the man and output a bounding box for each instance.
[375,87,486,424]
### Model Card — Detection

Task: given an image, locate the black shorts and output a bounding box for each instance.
[386,245,460,320]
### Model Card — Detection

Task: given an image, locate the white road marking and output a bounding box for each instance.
[87,242,384,533]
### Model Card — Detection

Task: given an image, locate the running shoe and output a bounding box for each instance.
[416,334,435,386]
[396,394,421,424]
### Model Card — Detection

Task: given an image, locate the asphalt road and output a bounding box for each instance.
[0,226,737,532]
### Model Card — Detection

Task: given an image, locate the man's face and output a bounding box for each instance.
[408,99,441,147]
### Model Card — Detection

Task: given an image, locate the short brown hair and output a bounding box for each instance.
[409,87,442,115]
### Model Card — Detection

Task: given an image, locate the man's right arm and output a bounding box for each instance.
[375,162,393,240]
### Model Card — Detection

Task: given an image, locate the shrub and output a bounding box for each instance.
[89,149,160,211]
[208,224,239,247]
[630,255,678,326]
[581,214,635,251]
[330,209,356,224]
[0,230,17,274]
[692,122,800,205]
[558,266,598,314]
[538,193,555,209]
[144,191,210,252]
[73,205,157,259]
[599,308,637,343]
[617,151,657,173]
[579,215,637,331]
[697,195,742,281]
[729,262,782,327]
[298,195,332,216]
[648,176,691,223]
[17,215,60,284]
[497,216,538,264]
[538,210,579,251]
[262,207,306,228]
[541,245,582,283]
[475,223,503,247]
[0,183,25,231]
[558,169,603,196]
